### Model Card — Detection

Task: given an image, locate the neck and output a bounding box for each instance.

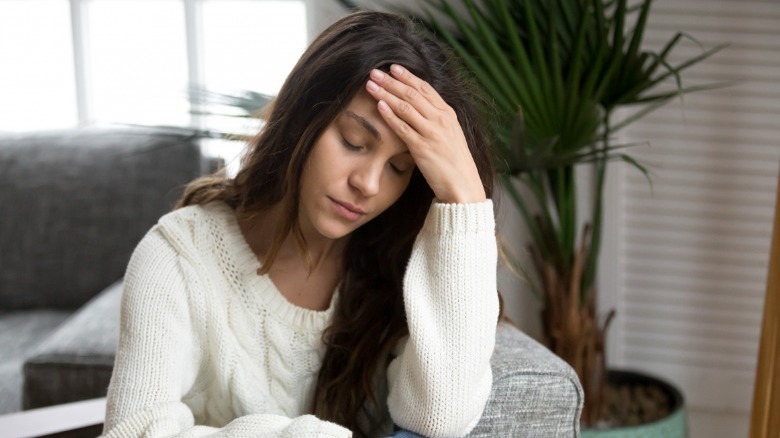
[238,202,345,272]
[288,227,345,273]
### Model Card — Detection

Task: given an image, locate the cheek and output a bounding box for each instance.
[302,152,338,192]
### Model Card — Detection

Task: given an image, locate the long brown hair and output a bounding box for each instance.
[177,11,496,436]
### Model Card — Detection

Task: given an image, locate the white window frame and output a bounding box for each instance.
[61,0,317,129]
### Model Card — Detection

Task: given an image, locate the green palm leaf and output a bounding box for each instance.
[408,0,723,303]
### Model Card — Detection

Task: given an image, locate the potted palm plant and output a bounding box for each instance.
[335,0,724,433]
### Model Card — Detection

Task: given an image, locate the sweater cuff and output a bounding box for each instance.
[422,199,495,235]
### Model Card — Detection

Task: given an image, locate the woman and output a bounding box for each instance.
[103,10,498,438]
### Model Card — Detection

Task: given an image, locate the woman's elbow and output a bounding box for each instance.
[393,372,492,438]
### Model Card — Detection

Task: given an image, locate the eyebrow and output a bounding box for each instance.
[344,110,381,141]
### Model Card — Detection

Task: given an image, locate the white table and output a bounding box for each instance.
[0,398,105,438]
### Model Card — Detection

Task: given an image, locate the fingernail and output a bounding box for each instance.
[391,64,404,75]
[366,80,379,92]
[370,69,385,81]
[378,100,389,112]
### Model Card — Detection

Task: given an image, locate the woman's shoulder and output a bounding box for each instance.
[155,201,235,239]
[151,201,237,258]
[158,200,233,230]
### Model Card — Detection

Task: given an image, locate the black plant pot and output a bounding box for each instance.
[581,369,688,438]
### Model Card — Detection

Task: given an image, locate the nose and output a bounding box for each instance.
[349,160,382,197]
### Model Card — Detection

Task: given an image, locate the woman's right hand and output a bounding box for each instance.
[365,65,486,204]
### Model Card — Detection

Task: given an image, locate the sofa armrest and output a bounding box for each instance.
[467,323,583,437]
[23,281,122,409]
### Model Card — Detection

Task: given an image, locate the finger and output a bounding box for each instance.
[366,79,433,137]
[369,68,438,120]
[388,64,449,112]
[376,99,424,152]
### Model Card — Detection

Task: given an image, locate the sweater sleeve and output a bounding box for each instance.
[102,228,351,438]
[386,200,499,438]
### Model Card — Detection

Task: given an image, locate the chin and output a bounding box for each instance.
[314,220,359,240]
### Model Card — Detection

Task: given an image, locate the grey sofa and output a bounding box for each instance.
[0,128,208,414]
[0,128,583,437]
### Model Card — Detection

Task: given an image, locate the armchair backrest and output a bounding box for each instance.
[0,128,207,311]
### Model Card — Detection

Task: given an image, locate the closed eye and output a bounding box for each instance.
[342,138,363,151]
[390,162,413,174]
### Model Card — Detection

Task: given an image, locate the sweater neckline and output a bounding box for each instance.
[206,201,338,333]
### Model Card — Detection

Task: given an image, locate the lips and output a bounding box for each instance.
[329,197,367,221]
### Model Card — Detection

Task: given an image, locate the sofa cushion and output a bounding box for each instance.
[0,310,71,414]
[23,280,122,409]
[0,128,204,311]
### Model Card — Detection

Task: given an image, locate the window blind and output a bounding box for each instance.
[600,0,780,436]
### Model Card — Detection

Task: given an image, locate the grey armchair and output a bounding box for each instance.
[0,128,582,437]
[0,127,208,415]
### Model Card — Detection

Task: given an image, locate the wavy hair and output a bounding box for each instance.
[177,11,496,437]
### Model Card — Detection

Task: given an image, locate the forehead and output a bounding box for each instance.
[342,89,380,117]
[338,90,407,151]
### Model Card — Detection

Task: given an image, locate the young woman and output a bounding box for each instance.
[102,10,499,438]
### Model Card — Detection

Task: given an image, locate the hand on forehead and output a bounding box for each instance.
[364,64,486,204]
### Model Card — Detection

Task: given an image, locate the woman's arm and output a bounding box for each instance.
[366,63,499,437]
[386,200,499,438]
[102,229,351,438]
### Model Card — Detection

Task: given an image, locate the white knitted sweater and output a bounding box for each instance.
[102,200,498,438]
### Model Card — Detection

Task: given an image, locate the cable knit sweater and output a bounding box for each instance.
[102,200,498,438]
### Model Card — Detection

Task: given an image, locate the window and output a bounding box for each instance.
[0,1,78,131]
[87,0,189,126]
[0,0,309,133]
[599,0,780,436]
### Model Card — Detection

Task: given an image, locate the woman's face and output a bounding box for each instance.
[298,90,417,241]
